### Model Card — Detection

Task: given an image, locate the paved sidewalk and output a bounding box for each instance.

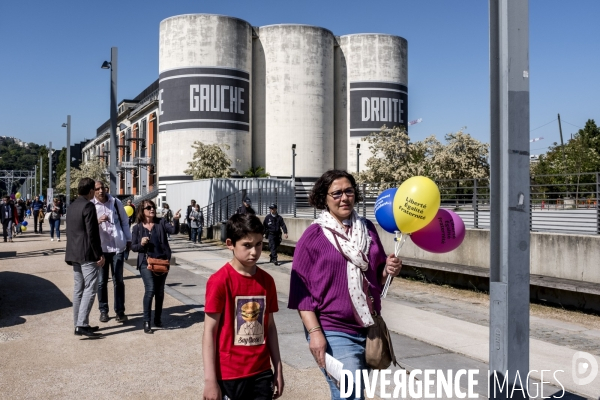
[164,237,598,399]
[1,232,598,399]
[0,232,330,400]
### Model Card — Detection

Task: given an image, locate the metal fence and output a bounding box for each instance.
[200,172,600,235]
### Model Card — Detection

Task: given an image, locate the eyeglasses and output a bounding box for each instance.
[328,188,356,200]
[144,206,156,211]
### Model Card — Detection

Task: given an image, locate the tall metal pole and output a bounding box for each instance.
[109,47,118,195]
[34,166,37,197]
[557,113,567,170]
[66,115,71,207]
[356,143,361,174]
[489,0,530,396]
[39,156,43,196]
[48,141,53,191]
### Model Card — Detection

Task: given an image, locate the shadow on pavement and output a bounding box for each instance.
[95,304,204,337]
[0,271,72,328]
[0,248,65,260]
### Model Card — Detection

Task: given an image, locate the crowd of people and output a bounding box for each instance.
[7,169,404,399]
[0,195,66,242]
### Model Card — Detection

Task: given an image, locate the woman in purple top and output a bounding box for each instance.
[288,170,402,400]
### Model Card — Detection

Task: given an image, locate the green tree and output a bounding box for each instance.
[358,125,431,186]
[57,157,107,199]
[358,126,489,189]
[243,166,270,177]
[184,141,232,179]
[531,119,600,201]
[427,129,490,181]
[55,147,67,186]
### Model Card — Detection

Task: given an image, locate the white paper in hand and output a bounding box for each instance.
[325,353,344,385]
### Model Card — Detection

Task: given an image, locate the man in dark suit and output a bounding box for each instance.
[65,178,105,338]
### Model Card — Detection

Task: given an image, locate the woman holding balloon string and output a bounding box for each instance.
[288,170,402,400]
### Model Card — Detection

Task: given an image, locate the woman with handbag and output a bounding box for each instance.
[288,170,402,400]
[48,198,63,242]
[131,200,181,334]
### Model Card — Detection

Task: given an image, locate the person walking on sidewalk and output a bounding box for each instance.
[236,197,255,215]
[189,204,204,244]
[47,197,64,242]
[185,199,196,241]
[65,178,105,338]
[263,204,288,265]
[0,196,18,243]
[131,200,180,334]
[288,170,402,400]
[203,213,284,400]
[92,181,132,324]
[30,196,44,234]
[14,199,26,236]
[162,203,173,240]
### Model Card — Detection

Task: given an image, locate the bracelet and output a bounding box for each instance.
[307,326,321,334]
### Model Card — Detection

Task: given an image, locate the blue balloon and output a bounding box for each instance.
[374,188,399,233]
[22,221,28,226]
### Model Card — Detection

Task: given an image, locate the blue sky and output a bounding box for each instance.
[1,0,598,156]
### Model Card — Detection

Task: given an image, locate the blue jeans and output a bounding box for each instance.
[307,330,368,400]
[191,227,202,243]
[49,218,60,239]
[97,252,125,315]
[139,264,168,323]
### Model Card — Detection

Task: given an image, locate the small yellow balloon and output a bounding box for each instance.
[124,205,134,217]
[393,176,441,233]
[16,192,21,199]
[21,226,27,232]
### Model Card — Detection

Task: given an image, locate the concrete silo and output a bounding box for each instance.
[334,34,408,172]
[158,14,253,185]
[253,24,335,178]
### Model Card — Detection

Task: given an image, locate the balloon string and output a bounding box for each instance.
[381,231,407,298]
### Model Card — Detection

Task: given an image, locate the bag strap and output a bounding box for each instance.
[113,197,127,232]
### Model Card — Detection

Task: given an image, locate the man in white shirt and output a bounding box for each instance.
[92,181,132,323]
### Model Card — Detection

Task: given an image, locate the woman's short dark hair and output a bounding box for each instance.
[308,170,362,210]
[135,200,156,223]
[78,178,95,196]
[227,213,264,245]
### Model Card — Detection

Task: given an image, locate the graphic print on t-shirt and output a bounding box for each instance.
[234,295,266,346]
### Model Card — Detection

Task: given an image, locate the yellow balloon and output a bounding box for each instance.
[393,176,441,233]
[16,192,21,199]
[124,205,134,217]
[21,226,27,232]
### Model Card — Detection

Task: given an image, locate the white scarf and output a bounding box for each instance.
[314,210,374,327]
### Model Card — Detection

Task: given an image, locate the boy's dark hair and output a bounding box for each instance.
[78,178,95,196]
[227,213,264,245]
[309,169,362,210]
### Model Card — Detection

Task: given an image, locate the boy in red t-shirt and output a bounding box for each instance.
[203,214,284,400]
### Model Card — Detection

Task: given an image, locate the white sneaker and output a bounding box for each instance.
[57,239,61,242]
[51,238,54,242]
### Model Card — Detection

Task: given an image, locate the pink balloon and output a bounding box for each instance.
[410,209,465,253]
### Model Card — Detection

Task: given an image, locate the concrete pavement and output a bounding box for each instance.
[1,231,599,399]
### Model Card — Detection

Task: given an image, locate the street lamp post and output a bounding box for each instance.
[48,141,53,203]
[356,143,361,174]
[102,47,118,195]
[62,115,71,207]
[39,156,42,196]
